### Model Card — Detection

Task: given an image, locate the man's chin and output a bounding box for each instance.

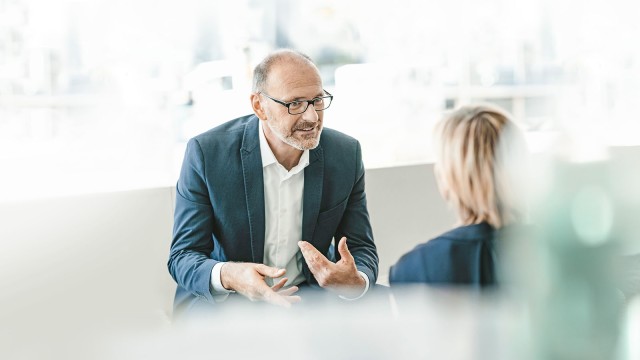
[302,140,320,150]
[292,130,321,150]
[288,138,317,150]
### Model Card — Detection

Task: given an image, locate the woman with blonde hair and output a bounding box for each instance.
[389,104,528,286]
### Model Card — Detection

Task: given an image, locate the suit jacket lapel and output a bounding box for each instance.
[240,117,265,263]
[302,145,324,245]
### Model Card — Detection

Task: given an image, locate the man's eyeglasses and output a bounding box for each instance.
[260,90,333,115]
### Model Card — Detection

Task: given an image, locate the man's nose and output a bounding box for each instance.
[301,102,319,122]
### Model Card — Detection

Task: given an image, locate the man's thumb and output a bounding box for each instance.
[337,237,353,261]
[256,264,286,278]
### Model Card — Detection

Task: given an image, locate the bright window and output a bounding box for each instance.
[1,0,639,201]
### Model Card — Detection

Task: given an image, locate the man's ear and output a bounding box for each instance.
[251,93,267,120]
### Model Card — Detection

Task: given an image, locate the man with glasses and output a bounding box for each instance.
[168,49,378,314]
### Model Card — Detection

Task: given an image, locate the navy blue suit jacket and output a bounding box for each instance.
[168,115,378,311]
[389,222,498,286]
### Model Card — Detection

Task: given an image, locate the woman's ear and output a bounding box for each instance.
[251,93,267,120]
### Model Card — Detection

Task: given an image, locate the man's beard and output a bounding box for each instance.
[266,119,322,151]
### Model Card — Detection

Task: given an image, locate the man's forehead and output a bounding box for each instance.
[271,59,320,78]
[266,62,322,93]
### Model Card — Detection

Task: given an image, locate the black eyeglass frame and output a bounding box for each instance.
[259,90,333,115]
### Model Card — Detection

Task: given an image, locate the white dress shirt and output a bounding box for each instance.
[259,121,309,288]
[210,121,368,300]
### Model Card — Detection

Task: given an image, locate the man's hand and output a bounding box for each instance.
[220,262,301,307]
[298,237,366,298]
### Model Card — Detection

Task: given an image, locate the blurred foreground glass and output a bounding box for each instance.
[503,155,626,360]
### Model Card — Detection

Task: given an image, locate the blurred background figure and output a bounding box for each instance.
[389,104,529,286]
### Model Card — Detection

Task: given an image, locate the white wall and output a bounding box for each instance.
[365,163,456,284]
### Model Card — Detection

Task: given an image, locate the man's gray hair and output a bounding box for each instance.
[252,49,315,93]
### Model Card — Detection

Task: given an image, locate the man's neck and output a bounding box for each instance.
[266,138,303,171]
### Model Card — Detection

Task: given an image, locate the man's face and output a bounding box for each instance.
[261,61,324,151]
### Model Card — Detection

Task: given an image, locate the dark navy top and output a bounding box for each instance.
[389,222,498,286]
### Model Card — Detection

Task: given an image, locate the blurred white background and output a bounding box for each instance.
[2,0,639,202]
[2,3,640,359]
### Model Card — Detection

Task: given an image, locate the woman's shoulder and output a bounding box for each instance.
[391,223,494,263]
[441,222,494,240]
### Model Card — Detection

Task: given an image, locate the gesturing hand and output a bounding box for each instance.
[220,262,301,308]
[298,237,366,298]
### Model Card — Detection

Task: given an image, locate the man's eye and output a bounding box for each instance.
[289,101,302,108]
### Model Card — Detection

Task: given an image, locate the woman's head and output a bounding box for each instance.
[434,104,528,228]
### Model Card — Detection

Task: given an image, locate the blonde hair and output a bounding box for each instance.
[434,104,526,229]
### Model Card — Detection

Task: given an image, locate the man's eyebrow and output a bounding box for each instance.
[290,92,324,101]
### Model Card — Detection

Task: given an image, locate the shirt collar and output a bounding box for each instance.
[259,120,310,174]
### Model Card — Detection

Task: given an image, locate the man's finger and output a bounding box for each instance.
[271,277,288,292]
[262,288,293,308]
[298,241,330,272]
[278,285,299,297]
[337,237,354,263]
[285,295,302,304]
[255,264,286,278]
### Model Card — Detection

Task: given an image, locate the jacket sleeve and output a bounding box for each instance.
[167,138,219,302]
[334,141,379,285]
